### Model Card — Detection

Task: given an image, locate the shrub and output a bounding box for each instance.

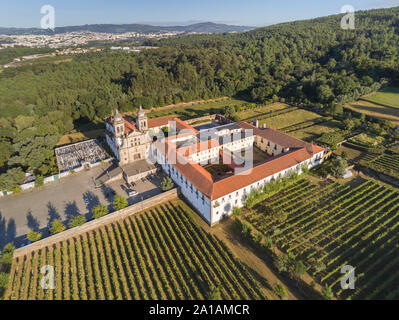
[93,205,109,219]
[206,286,222,300]
[0,252,13,266]
[113,194,128,211]
[50,219,66,235]
[232,207,242,217]
[35,175,44,187]
[273,282,288,300]
[69,215,86,228]
[294,260,306,279]
[264,236,273,249]
[161,177,174,191]
[274,254,290,273]
[2,243,15,255]
[1,243,15,266]
[27,230,42,242]
[0,272,10,288]
[313,261,326,273]
[12,185,21,194]
[322,284,334,300]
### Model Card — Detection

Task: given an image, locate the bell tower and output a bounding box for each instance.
[136,106,148,132]
[113,109,125,146]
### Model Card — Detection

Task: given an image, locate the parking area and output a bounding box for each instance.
[0,163,163,249]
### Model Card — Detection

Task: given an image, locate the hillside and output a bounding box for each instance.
[0,22,254,36]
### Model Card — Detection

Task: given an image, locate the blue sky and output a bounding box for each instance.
[1,0,398,28]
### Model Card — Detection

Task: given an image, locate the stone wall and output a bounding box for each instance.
[13,189,178,258]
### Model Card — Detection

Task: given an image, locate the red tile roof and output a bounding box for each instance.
[154,137,325,200]
[178,138,220,157]
[147,116,199,133]
[123,117,139,134]
[236,121,309,149]
[211,147,320,199]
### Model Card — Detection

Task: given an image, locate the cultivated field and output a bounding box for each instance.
[235,103,338,142]
[243,177,399,299]
[148,98,247,120]
[359,152,399,180]
[4,200,267,300]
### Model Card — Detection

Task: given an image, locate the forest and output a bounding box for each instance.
[0,6,399,191]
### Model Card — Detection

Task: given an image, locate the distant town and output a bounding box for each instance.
[0,30,183,49]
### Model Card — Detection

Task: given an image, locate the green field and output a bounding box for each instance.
[346,87,399,125]
[243,177,399,300]
[364,87,399,109]
[4,200,267,300]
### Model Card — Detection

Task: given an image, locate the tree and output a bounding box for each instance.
[330,142,338,151]
[50,219,66,235]
[313,261,326,273]
[273,282,288,300]
[294,260,307,279]
[161,176,174,191]
[343,119,355,131]
[35,174,44,187]
[330,157,348,178]
[113,194,128,211]
[224,105,236,118]
[206,286,222,300]
[0,243,15,266]
[274,254,289,273]
[93,205,109,219]
[322,284,334,300]
[69,215,86,228]
[0,272,10,288]
[27,229,42,242]
[232,207,241,217]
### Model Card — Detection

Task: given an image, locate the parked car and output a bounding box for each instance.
[127,189,138,197]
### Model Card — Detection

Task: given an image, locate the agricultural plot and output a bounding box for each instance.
[235,103,292,122]
[346,100,399,125]
[244,178,399,299]
[148,98,247,120]
[235,104,322,130]
[4,200,267,300]
[359,152,399,180]
[288,120,342,142]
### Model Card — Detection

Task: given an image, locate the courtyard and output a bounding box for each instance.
[0,163,163,249]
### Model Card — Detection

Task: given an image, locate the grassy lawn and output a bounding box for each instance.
[346,87,399,125]
[363,87,399,109]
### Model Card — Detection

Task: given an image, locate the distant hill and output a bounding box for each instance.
[0,22,254,35]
